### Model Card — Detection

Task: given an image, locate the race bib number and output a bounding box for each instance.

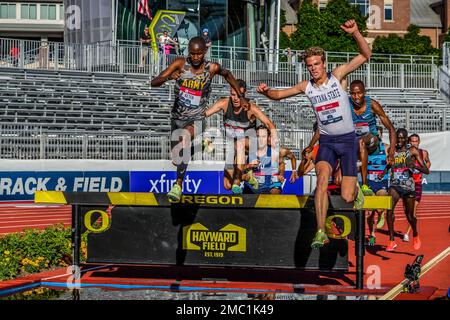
[355,122,370,136]
[315,102,343,125]
[393,168,409,180]
[179,87,202,107]
[368,170,384,182]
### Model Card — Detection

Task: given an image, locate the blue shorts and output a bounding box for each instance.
[243,182,282,194]
[316,131,358,177]
[368,180,388,193]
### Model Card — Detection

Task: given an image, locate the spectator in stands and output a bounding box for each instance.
[381,128,429,252]
[202,28,212,51]
[159,31,177,56]
[257,19,371,249]
[349,80,396,196]
[365,125,390,246]
[242,124,298,194]
[204,79,278,193]
[402,134,431,242]
[150,36,249,201]
[10,45,19,67]
[140,26,152,67]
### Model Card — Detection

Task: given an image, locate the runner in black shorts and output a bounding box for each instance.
[151,36,249,201]
[381,128,429,252]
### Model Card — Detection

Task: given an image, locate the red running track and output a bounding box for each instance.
[0,195,448,299]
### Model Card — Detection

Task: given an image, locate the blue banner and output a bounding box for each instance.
[131,171,304,195]
[0,172,129,201]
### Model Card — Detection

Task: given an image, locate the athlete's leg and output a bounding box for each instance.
[387,187,401,241]
[233,137,246,187]
[314,161,333,232]
[223,168,234,190]
[358,138,369,187]
[269,188,282,194]
[404,195,418,237]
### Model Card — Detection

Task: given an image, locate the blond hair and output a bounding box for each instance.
[303,47,326,62]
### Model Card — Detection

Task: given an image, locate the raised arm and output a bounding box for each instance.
[205,97,228,117]
[410,147,430,175]
[257,81,308,101]
[371,99,396,165]
[332,19,372,81]
[150,57,185,87]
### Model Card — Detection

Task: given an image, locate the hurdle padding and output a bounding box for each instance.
[35,191,392,289]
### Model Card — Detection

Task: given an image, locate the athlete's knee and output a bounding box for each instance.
[316,175,329,190]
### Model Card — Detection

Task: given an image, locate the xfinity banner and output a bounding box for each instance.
[130,171,304,195]
[0,172,129,201]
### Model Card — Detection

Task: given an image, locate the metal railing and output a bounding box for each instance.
[0,124,313,160]
[0,37,440,90]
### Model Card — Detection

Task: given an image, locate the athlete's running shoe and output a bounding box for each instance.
[231,184,243,194]
[413,236,421,250]
[361,184,375,196]
[353,183,365,209]
[167,184,182,202]
[386,241,398,252]
[247,170,259,190]
[376,212,386,229]
[311,230,330,249]
[202,138,215,154]
[403,233,410,242]
[366,235,376,246]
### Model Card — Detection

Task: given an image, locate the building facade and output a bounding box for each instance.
[0,0,64,41]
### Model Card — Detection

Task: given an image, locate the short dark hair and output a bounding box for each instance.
[409,133,420,141]
[188,36,206,49]
[350,80,366,91]
[236,79,247,92]
[397,128,408,136]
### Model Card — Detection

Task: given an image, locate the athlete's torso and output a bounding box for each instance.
[391,146,415,191]
[305,73,355,136]
[249,146,279,185]
[223,98,256,130]
[172,59,212,120]
[368,143,388,182]
[350,97,379,137]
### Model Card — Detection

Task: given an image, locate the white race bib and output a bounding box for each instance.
[315,101,343,125]
[179,87,201,107]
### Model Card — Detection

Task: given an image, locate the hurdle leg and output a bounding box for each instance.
[355,209,366,289]
[71,204,81,300]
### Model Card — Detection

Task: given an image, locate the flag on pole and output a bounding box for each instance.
[137,0,152,20]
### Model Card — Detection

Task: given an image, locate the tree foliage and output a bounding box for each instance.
[372,24,439,56]
[289,0,367,51]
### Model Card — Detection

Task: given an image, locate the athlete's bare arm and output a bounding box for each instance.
[210,63,250,109]
[280,147,298,183]
[256,81,309,101]
[205,97,228,117]
[249,103,276,131]
[332,20,372,81]
[423,150,431,170]
[150,57,185,87]
[371,99,396,165]
[409,146,430,175]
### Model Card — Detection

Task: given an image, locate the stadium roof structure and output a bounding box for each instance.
[410,0,442,28]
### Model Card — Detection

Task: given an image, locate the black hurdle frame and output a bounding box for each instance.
[70,203,366,291]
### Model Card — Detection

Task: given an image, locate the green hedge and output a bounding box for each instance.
[0,225,87,281]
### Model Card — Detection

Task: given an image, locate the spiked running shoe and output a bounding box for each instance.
[353,183,365,209]
[247,170,259,190]
[361,184,375,196]
[366,235,376,246]
[386,241,398,252]
[311,230,330,249]
[231,184,243,194]
[167,184,182,202]
[376,212,386,229]
[202,138,215,154]
[403,233,410,242]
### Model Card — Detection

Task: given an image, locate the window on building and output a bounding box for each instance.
[41,4,57,20]
[0,3,16,19]
[59,4,64,20]
[348,0,369,16]
[384,1,393,21]
[21,4,37,19]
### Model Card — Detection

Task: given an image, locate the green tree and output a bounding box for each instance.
[373,24,439,56]
[290,0,367,52]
